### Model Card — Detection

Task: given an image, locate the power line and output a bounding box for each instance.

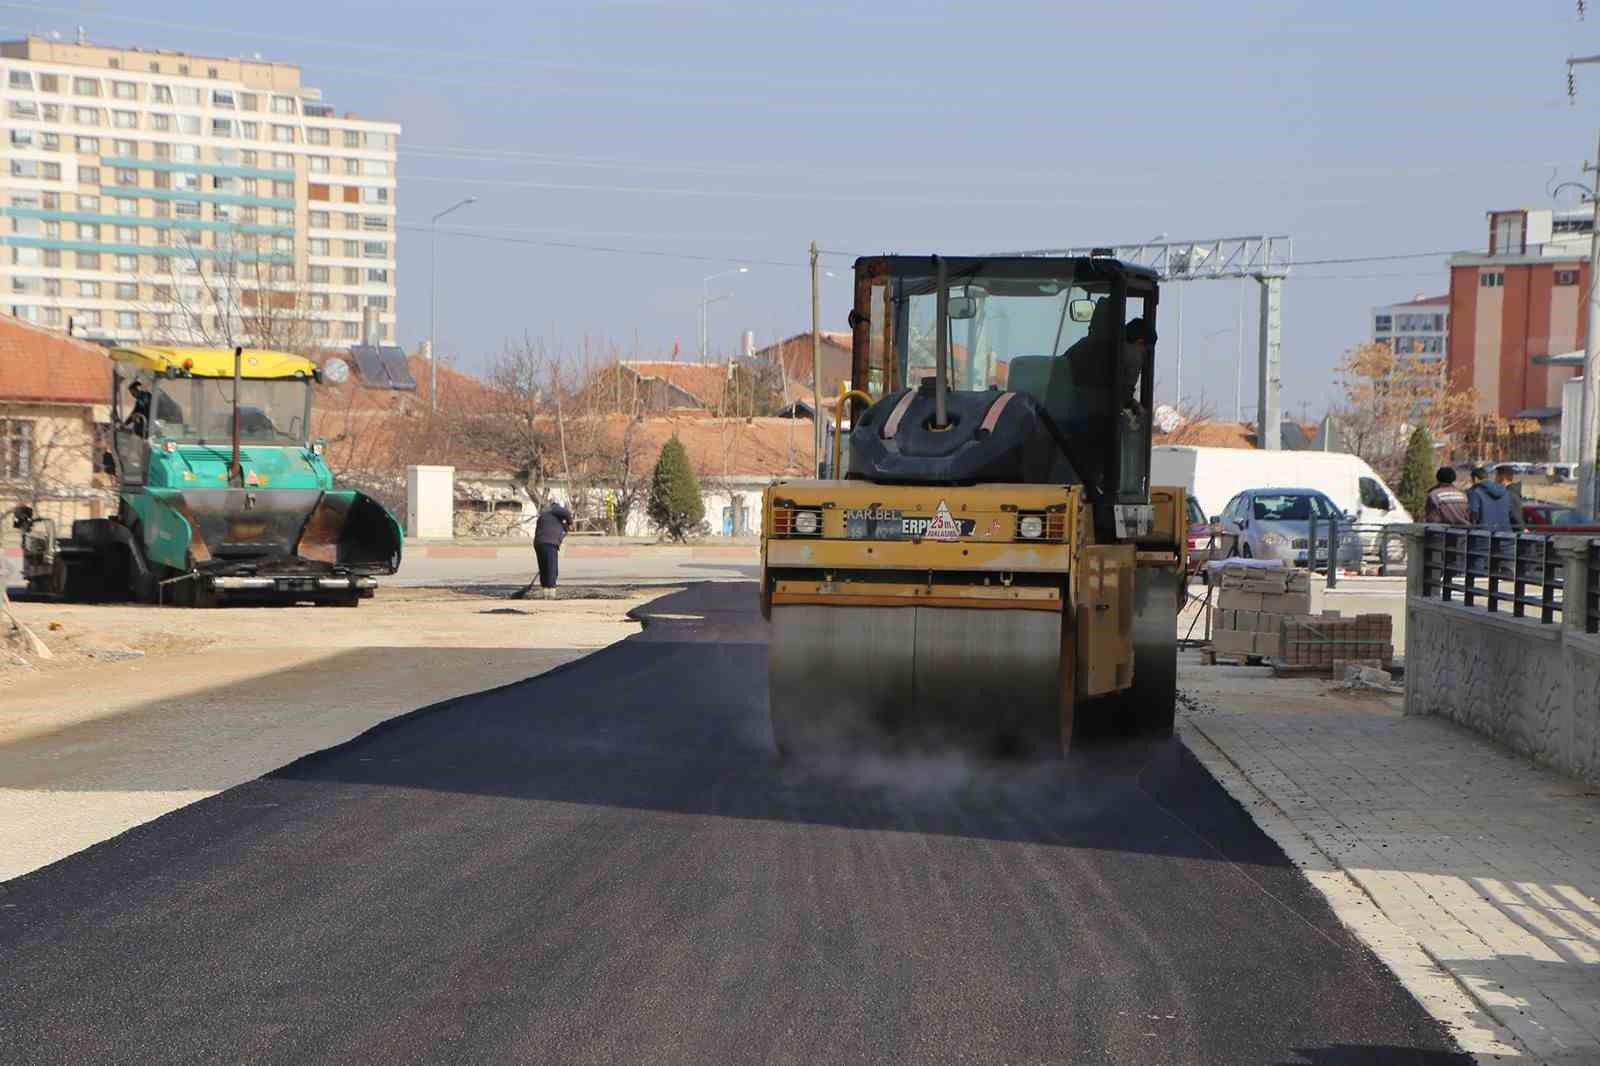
[396,223,807,268]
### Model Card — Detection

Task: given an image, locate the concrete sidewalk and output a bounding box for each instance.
[1179,658,1600,1064]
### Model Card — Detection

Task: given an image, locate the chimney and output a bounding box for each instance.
[742,330,755,359]
[418,340,433,361]
[361,305,380,345]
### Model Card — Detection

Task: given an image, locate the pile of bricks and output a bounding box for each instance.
[1207,562,1396,669]
[1210,565,1311,659]
[1281,615,1394,667]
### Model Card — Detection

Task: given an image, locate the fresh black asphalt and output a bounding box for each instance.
[0,583,1469,1064]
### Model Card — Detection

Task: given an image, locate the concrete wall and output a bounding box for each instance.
[1404,533,1600,785]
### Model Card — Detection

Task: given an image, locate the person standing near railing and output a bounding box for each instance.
[1425,467,1471,525]
[1467,465,1516,528]
[1494,465,1527,528]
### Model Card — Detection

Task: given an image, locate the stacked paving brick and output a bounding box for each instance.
[1209,563,1394,667]
[1211,565,1310,659]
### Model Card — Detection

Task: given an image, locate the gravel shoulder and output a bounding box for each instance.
[0,586,659,882]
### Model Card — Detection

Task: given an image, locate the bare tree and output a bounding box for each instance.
[145,227,318,353]
[1330,342,1484,481]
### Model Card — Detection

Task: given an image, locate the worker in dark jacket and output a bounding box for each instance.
[1494,465,1527,528]
[523,502,573,600]
[1467,465,1516,528]
[1424,467,1472,525]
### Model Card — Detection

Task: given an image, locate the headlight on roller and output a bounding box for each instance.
[792,509,821,536]
[1017,515,1044,540]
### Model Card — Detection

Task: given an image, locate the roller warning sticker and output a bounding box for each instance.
[922,500,963,542]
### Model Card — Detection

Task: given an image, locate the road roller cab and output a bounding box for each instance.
[761,254,1186,757]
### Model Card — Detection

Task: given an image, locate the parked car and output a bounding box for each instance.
[1152,445,1409,561]
[1522,501,1598,528]
[1215,488,1364,569]
[1185,495,1234,574]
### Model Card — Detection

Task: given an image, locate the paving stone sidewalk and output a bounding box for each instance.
[1178,662,1600,1065]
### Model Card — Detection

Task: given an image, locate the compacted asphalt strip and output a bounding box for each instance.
[0,583,1470,1065]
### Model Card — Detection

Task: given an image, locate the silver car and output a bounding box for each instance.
[1215,488,1363,568]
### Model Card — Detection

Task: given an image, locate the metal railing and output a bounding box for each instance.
[1589,540,1600,635]
[1420,527,1566,624]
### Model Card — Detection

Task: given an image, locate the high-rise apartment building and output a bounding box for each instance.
[0,34,398,348]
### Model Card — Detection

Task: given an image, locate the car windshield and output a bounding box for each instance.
[1187,497,1206,524]
[1251,493,1339,521]
[153,377,311,446]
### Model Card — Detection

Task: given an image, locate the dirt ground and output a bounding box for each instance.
[0,585,660,882]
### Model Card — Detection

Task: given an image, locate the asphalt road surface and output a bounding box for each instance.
[0,584,1468,1065]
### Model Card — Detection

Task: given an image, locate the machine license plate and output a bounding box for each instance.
[845,508,977,540]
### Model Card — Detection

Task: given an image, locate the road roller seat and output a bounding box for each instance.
[1004,356,1055,406]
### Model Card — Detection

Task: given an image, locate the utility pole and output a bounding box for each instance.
[1235,278,1245,423]
[810,240,823,478]
[1255,272,1284,451]
[1583,129,1600,516]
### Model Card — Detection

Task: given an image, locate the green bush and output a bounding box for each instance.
[647,435,705,541]
[1396,425,1435,518]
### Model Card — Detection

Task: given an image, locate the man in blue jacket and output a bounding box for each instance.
[1467,465,1515,528]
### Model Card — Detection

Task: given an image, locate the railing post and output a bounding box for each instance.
[1327,515,1338,589]
[1553,535,1592,636]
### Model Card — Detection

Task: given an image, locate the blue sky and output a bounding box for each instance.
[13,0,1599,417]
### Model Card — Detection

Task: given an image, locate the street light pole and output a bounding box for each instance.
[700,266,749,360]
[1583,129,1600,517]
[428,196,477,412]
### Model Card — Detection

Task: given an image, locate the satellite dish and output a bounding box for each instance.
[321,357,350,385]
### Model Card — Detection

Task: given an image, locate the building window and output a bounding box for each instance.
[74,106,100,125]
[313,321,331,339]
[116,271,138,286]
[308,210,330,228]
[41,132,61,151]
[271,125,294,144]
[43,163,63,180]
[240,121,259,139]
[309,266,330,283]
[273,208,293,226]
[341,321,360,339]
[343,267,360,285]
[39,74,59,93]
[307,127,330,145]
[343,293,360,311]
[1480,271,1505,288]
[79,280,102,298]
[78,166,101,185]
[208,67,219,79]
[114,167,138,187]
[271,180,293,197]
[151,114,171,132]
[117,311,139,331]
[9,100,37,119]
[116,226,138,243]
[361,159,390,176]
[2,420,34,481]
[43,250,61,267]
[42,308,61,326]
[361,240,388,258]
[112,80,137,100]
[76,252,101,269]
[308,238,330,256]
[366,268,389,284]
[78,223,101,241]
[174,200,202,219]
[343,240,361,257]
[212,118,234,137]
[344,158,361,176]
[309,183,331,202]
[179,114,202,136]
[113,110,138,129]
[175,143,200,163]
[367,295,388,310]
[76,310,102,329]
[310,156,330,173]
[239,93,258,111]
[360,187,390,205]
[211,89,235,108]
[363,131,393,149]
[112,139,136,157]
[8,129,32,148]
[271,95,295,114]
[7,70,32,89]
[73,77,101,96]
[176,86,200,105]
[1373,314,1392,332]
[1556,269,1580,286]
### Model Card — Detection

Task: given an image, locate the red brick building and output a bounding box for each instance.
[1448,208,1588,421]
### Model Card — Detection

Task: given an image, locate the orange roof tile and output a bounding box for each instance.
[0,316,113,405]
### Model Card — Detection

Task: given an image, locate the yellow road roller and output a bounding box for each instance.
[760,254,1186,756]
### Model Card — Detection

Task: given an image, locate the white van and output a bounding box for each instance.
[1151,445,1412,558]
